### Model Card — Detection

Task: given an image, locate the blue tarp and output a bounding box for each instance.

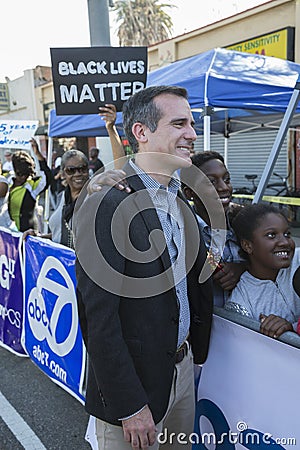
[48,47,300,138]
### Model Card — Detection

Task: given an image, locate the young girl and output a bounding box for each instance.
[225,203,300,339]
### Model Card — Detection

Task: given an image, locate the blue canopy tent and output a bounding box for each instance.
[48,47,300,144]
[45,48,300,226]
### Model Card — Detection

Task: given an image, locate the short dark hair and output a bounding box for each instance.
[122,85,189,153]
[191,151,224,169]
[61,149,88,171]
[180,151,225,190]
[12,151,35,178]
[232,203,288,243]
[89,147,99,155]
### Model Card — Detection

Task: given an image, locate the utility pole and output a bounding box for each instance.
[87,0,111,46]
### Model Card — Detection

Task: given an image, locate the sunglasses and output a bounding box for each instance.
[64,165,89,176]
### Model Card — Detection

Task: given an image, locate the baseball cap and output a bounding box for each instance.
[4,150,12,156]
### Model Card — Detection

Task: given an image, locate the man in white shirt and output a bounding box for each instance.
[2,149,13,173]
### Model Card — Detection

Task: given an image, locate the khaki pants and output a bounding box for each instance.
[95,347,195,449]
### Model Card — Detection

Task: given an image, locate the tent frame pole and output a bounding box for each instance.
[224,110,230,167]
[202,106,214,151]
[253,75,300,204]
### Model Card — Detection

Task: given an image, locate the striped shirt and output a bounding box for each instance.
[129,160,190,347]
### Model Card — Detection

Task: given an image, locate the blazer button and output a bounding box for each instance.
[171,317,179,325]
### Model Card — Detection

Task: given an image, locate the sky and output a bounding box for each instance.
[0,0,270,82]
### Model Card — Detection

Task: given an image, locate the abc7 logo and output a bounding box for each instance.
[74,162,227,297]
[27,256,78,357]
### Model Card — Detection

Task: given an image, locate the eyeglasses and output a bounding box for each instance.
[64,165,88,176]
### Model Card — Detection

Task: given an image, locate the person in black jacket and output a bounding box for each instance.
[74,86,213,450]
[88,146,104,175]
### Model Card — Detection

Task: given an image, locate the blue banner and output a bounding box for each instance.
[23,236,86,403]
[0,227,26,356]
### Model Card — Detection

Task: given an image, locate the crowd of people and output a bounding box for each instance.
[1,87,300,449]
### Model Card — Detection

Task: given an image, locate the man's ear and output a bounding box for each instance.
[241,239,253,255]
[132,122,148,143]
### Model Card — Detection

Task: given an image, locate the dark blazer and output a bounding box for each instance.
[75,161,213,426]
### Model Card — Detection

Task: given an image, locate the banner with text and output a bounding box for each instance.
[0,120,39,150]
[226,27,295,60]
[193,316,299,449]
[22,236,86,403]
[50,46,148,115]
[0,227,26,356]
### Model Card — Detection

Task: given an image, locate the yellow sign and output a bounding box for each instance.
[226,28,294,60]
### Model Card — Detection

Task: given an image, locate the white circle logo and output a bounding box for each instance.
[27,256,78,357]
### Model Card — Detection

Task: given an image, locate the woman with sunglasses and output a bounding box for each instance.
[44,150,89,248]
[9,139,52,232]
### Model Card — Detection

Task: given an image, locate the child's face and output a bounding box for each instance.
[243,212,295,279]
[191,158,233,215]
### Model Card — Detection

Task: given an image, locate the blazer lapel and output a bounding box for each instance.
[123,161,174,279]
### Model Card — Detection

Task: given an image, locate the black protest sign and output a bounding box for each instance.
[50,47,148,115]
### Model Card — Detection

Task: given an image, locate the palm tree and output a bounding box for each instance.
[112,0,175,46]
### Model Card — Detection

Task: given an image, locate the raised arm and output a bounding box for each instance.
[99,104,126,170]
[30,138,53,188]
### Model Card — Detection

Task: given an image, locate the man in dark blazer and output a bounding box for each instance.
[74,86,213,450]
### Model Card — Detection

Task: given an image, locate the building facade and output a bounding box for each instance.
[148,0,300,191]
[148,0,300,68]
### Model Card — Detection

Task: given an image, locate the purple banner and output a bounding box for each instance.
[0,228,26,355]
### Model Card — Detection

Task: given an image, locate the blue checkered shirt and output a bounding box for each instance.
[130,160,190,348]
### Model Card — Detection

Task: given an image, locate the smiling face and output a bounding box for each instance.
[184,158,232,221]
[200,159,233,210]
[135,93,197,177]
[63,156,89,197]
[242,212,295,280]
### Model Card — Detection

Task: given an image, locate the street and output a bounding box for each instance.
[0,346,91,450]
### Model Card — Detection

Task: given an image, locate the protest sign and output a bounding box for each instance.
[23,236,86,403]
[50,46,148,115]
[0,120,38,150]
[0,228,26,356]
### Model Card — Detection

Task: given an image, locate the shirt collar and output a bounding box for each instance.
[129,159,181,199]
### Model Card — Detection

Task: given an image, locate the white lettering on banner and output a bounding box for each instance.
[27,256,78,357]
[32,344,67,383]
[0,120,38,150]
[57,60,145,76]
[79,84,95,103]
[109,60,145,75]
[0,304,21,328]
[0,254,15,290]
[60,85,78,103]
[60,81,144,104]
[0,123,37,134]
